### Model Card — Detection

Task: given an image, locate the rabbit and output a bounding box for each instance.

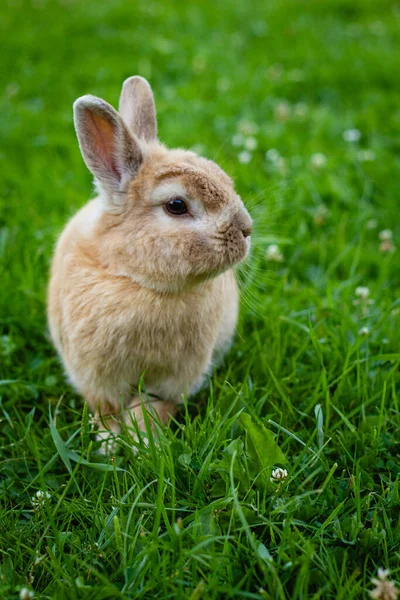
[47,75,252,444]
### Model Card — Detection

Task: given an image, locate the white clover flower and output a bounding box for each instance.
[379,230,396,253]
[343,128,361,142]
[366,219,378,230]
[354,287,374,315]
[31,490,51,509]
[294,102,308,118]
[238,150,252,164]
[355,286,371,299]
[310,153,327,169]
[265,244,284,263]
[238,119,259,136]
[358,149,376,162]
[270,468,288,482]
[265,148,280,162]
[379,229,393,241]
[232,133,244,147]
[245,136,258,151]
[275,101,290,122]
[19,588,34,600]
[6,82,20,98]
[173,517,183,535]
[276,157,287,174]
[313,204,329,226]
[358,327,370,336]
[380,240,397,254]
[369,568,398,600]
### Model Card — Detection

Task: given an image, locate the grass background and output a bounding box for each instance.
[1,0,400,598]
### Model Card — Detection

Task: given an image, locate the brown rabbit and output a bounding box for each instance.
[47,76,252,444]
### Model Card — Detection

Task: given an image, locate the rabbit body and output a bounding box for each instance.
[48,196,238,411]
[47,77,252,430]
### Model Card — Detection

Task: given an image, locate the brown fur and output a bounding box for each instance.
[47,76,252,443]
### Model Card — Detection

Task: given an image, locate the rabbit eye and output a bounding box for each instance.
[165,198,188,216]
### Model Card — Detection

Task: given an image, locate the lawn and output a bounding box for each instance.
[1,0,400,598]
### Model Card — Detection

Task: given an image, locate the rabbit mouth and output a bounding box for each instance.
[216,230,251,268]
[183,238,250,286]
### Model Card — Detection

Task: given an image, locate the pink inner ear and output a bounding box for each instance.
[87,111,121,178]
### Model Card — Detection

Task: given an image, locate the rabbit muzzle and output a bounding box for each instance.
[216,207,252,267]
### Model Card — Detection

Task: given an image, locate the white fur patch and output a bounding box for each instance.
[151,180,189,204]
[77,198,105,235]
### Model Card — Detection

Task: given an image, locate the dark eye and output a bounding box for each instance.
[165,198,188,216]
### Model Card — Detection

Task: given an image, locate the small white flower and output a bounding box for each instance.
[294,102,308,118]
[19,589,34,600]
[245,136,258,151]
[343,128,361,142]
[378,569,391,579]
[358,149,376,162]
[358,327,370,336]
[354,286,374,315]
[313,204,329,226]
[366,219,378,230]
[310,153,327,169]
[238,119,259,135]
[37,490,51,500]
[379,230,396,253]
[276,157,287,174]
[31,490,51,509]
[6,82,20,98]
[270,468,288,482]
[238,150,252,164]
[265,148,280,162]
[380,240,397,254]
[355,286,370,299]
[265,244,284,263]
[232,133,244,147]
[369,567,398,600]
[275,101,290,122]
[379,229,393,241]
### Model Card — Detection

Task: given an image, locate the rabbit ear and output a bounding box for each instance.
[73,95,143,193]
[118,76,157,142]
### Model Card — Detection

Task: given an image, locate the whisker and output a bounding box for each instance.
[236,274,272,318]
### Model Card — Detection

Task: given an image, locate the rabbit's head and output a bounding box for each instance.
[74,76,252,292]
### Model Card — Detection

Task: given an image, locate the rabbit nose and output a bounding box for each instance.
[235,211,253,238]
[241,222,253,237]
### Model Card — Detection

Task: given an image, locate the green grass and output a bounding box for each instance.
[1,0,400,598]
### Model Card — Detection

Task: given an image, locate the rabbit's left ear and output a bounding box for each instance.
[119,76,157,142]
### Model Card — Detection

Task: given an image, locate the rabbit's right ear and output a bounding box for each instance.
[118,76,157,142]
[73,95,143,194]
